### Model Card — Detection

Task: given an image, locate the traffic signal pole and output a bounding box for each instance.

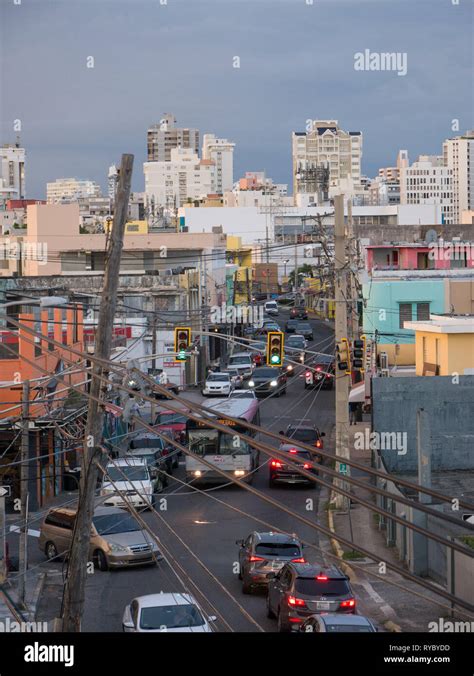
[334,195,351,510]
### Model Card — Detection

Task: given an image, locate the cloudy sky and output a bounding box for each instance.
[1,0,472,197]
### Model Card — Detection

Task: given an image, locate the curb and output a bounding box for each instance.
[32,572,47,620]
[327,489,358,581]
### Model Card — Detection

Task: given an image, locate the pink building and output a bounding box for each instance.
[366,242,474,273]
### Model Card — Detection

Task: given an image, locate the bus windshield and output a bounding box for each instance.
[188,427,250,456]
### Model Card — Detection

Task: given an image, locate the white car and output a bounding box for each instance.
[122,593,216,633]
[227,352,254,378]
[100,458,155,510]
[202,372,233,397]
[228,389,257,400]
[224,367,244,389]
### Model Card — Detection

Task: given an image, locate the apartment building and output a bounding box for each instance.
[202,134,235,194]
[400,155,453,223]
[46,177,102,203]
[443,131,474,224]
[0,143,25,202]
[147,113,200,162]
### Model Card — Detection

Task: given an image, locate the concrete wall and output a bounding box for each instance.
[372,375,474,471]
[355,222,474,245]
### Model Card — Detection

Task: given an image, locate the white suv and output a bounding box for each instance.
[202,372,233,397]
[101,458,155,510]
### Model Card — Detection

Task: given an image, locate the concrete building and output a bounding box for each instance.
[292,120,363,200]
[225,172,290,208]
[443,130,474,224]
[404,314,474,376]
[202,134,235,194]
[400,155,453,224]
[144,147,216,211]
[108,164,119,202]
[0,143,25,202]
[147,113,199,162]
[46,177,102,204]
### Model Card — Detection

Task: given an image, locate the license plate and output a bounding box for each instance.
[271,562,283,571]
[316,601,330,610]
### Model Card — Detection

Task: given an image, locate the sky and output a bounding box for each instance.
[1,0,472,198]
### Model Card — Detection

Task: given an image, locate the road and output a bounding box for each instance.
[30,312,335,632]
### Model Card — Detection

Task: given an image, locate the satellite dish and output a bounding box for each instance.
[424,229,438,244]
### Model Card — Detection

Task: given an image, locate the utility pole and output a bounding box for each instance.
[151,313,157,425]
[18,379,30,608]
[61,154,134,632]
[294,238,298,297]
[346,199,359,342]
[334,195,351,510]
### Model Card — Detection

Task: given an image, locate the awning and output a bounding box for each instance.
[349,382,365,403]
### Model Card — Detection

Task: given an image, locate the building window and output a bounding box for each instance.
[399,303,412,329]
[417,302,430,321]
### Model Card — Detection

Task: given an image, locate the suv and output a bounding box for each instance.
[285,319,299,333]
[236,531,305,594]
[304,355,335,390]
[39,506,162,570]
[295,322,313,341]
[100,458,156,510]
[285,335,307,363]
[267,563,356,632]
[227,352,254,378]
[202,372,233,397]
[269,445,317,488]
[290,307,308,320]
[284,424,325,460]
[248,367,287,397]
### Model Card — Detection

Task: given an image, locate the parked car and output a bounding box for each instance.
[122,593,215,633]
[236,531,305,594]
[290,307,308,320]
[285,319,299,333]
[264,300,279,316]
[285,334,307,363]
[100,458,156,509]
[152,382,180,400]
[300,614,376,633]
[39,506,162,570]
[223,367,244,389]
[269,445,317,488]
[295,322,313,341]
[267,563,356,632]
[202,372,233,397]
[283,423,325,460]
[228,389,257,400]
[227,352,254,378]
[248,366,287,398]
[304,354,335,390]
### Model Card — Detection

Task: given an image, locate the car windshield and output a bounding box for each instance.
[281,449,312,460]
[296,323,309,330]
[231,392,254,398]
[93,513,140,535]
[156,413,187,425]
[287,320,298,325]
[287,337,305,347]
[129,437,163,450]
[325,623,373,633]
[104,466,149,483]
[254,368,278,378]
[229,356,251,365]
[139,604,204,630]
[288,429,318,442]
[295,578,350,596]
[127,452,156,466]
[255,543,301,557]
[207,374,230,382]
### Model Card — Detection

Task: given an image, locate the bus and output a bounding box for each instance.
[185,397,261,484]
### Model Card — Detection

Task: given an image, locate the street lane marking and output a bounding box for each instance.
[9,526,40,537]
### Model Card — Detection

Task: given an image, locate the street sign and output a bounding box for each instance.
[338,463,348,475]
[462,514,474,525]
[0,486,11,498]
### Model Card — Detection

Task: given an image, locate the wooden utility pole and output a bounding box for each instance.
[334,195,351,509]
[346,199,359,342]
[18,379,30,608]
[61,154,134,632]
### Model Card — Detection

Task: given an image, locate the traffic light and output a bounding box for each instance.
[352,337,366,372]
[267,331,284,366]
[336,338,351,373]
[174,327,191,361]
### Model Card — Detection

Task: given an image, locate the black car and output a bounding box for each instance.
[290,307,308,320]
[295,322,313,341]
[269,445,317,488]
[236,531,305,594]
[285,319,299,333]
[304,355,335,390]
[283,424,325,461]
[248,367,287,397]
[267,563,356,632]
[152,382,180,400]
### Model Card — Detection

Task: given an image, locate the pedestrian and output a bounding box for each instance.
[349,401,358,426]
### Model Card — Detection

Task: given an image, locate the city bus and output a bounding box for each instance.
[185,397,261,484]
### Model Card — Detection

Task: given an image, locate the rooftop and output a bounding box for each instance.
[405,314,474,334]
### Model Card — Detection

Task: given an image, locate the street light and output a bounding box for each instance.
[0,296,68,309]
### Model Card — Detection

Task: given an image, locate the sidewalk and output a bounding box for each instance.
[321,419,449,632]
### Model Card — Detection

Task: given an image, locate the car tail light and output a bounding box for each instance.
[315,440,322,448]
[249,555,264,562]
[303,463,310,469]
[288,595,306,608]
[289,449,298,454]
[340,599,356,609]
[291,557,306,563]
[305,372,311,377]
[316,575,328,581]
[316,366,321,371]
[271,460,282,468]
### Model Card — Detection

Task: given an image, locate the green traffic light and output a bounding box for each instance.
[271,355,280,364]
[178,350,186,359]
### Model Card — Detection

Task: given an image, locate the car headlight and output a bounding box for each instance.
[270,380,277,387]
[100,487,114,496]
[248,380,255,387]
[287,365,293,371]
[109,542,129,553]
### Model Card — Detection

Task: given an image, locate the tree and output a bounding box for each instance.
[288,263,314,286]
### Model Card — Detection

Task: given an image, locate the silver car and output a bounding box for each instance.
[122,593,216,632]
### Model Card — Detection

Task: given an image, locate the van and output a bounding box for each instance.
[264,300,279,316]
[100,458,155,510]
[38,506,162,571]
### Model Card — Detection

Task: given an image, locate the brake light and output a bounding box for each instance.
[291,557,306,563]
[249,555,264,562]
[316,575,328,581]
[289,449,298,454]
[288,595,306,607]
[271,460,282,468]
[315,440,322,448]
[316,367,321,371]
[303,463,310,469]
[340,599,356,608]
[305,372,311,377]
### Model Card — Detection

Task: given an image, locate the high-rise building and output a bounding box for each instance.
[0,142,26,201]
[108,164,119,202]
[46,178,102,203]
[202,134,235,194]
[443,131,474,224]
[400,155,453,224]
[147,113,200,162]
[292,120,363,200]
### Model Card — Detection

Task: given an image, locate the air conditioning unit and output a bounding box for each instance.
[379,352,389,370]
